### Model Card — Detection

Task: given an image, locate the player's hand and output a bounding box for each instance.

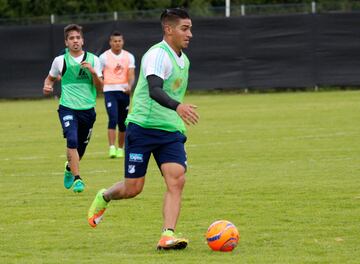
[81,61,96,74]
[124,85,131,95]
[43,84,53,95]
[176,103,199,125]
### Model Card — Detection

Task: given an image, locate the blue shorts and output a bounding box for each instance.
[57,105,96,152]
[124,123,187,178]
[104,91,129,131]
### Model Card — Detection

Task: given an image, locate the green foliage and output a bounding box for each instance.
[0,0,357,19]
[137,0,171,10]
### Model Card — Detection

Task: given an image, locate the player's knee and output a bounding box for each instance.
[77,143,87,158]
[125,187,142,198]
[124,180,144,198]
[108,119,117,129]
[66,132,78,148]
[118,123,126,132]
[177,174,186,189]
[167,174,186,193]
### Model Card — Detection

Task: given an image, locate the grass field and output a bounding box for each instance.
[1,91,360,263]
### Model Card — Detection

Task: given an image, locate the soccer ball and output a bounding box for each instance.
[206,220,239,252]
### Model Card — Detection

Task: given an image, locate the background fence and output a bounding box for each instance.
[1,12,360,98]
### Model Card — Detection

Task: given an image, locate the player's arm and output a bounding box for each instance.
[43,75,57,95]
[43,56,61,95]
[99,53,106,79]
[147,74,199,125]
[127,68,135,94]
[147,74,179,110]
[126,54,136,94]
[91,71,104,93]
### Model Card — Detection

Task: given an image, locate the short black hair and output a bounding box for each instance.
[160,7,190,27]
[110,31,122,38]
[64,24,83,40]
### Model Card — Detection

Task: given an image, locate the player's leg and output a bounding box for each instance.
[116,92,130,158]
[73,108,96,193]
[157,163,188,250]
[116,131,125,158]
[67,148,80,176]
[104,91,118,158]
[104,177,145,200]
[58,105,79,190]
[154,132,188,250]
[77,107,96,159]
[161,163,186,231]
[87,177,145,227]
[87,122,152,227]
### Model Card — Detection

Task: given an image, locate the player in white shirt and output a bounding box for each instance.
[99,31,135,158]
[43,24,102,193]
[88,8,199,251]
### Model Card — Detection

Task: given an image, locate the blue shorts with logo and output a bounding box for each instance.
[124,122,187,178]
[57,105,96,158]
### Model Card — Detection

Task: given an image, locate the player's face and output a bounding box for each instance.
[109,36,124,53]
[65,31,84,52]
[172,18,192,49]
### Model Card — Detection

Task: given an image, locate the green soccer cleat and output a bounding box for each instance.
[109,145,116,158]
[116,148,124,158]
[157,230,189,250]
[72,179,85,193]
[88,189,109,227]
[64,161,74,189]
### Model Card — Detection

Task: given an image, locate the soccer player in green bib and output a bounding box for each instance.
[88,8,199,250]
[43,24,103,193]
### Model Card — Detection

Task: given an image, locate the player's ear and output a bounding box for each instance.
[163,23,173,35]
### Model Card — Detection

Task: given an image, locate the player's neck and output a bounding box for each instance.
[164,38,181,56]
[69,50,84,57]
[111,49,122,55]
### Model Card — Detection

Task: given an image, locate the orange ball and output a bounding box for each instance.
[206,220,239,252]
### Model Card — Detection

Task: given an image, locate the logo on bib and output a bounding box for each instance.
[77,69,90,80]
[172,78,183,91]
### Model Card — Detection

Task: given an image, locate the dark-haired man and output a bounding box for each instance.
[99,32,135,158]
[43,24,103,193]
[88,8,198,250]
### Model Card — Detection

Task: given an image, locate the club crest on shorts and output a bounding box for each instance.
[128,165,135,174]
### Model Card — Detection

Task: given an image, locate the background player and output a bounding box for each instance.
[100,31,135,158]
[43,24,103,193]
